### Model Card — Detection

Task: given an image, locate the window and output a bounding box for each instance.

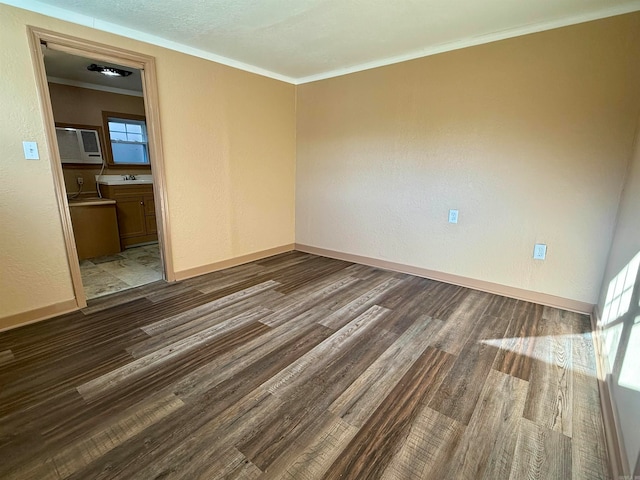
[601,251,640,325]
[103,112,149,165]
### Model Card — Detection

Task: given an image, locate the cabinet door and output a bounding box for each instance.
[142,193,157,235]
[143,193,155,216]
[145,215,158,235]
[69,205,121,260]
[114,196,146,238]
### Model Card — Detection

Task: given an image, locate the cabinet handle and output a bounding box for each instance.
[140,201,144,205]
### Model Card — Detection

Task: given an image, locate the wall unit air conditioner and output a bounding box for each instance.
[55,127,104,164]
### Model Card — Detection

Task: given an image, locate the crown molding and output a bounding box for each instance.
[1,0,297,84]
[47,76,144,97]
[3,0,640,85]
[295,2,640,84]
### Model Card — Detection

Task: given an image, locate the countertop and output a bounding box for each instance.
[68,197,116,207]
[95,174,154,186]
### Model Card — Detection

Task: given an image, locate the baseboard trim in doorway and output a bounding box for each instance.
[295,243,593,314]
[174,244,295,281]
[0,298,78,332]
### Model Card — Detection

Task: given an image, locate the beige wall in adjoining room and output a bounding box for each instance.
[597,122,640,473]
[48,83,151,194]
[0,3,296,325]
[49,82,145,126]
[296,13,640,305]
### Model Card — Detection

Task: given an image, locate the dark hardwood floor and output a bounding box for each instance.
[0,251,610,479]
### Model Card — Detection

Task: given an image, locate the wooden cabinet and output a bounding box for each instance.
[101,184,158,248]
[69,201,121,260]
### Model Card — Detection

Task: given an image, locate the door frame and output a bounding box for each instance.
[27,26,176,309]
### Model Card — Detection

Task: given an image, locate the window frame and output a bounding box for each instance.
[102,111,150,167]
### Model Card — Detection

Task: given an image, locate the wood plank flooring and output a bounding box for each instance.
[0,252,610,479]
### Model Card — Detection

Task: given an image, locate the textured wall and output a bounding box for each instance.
[0,3,296,323]
[597,127,640,472]
[296,13,640,304]
[0,7,76,318]
[598,135,640,313]
[49,83,145,126]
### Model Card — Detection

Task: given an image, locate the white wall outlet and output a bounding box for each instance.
[448,209,459,224]
[77,176,84,186]
[533,243,547,260]
[22,141,39,160]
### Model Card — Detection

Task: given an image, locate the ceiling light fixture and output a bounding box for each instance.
[87,63,132,77]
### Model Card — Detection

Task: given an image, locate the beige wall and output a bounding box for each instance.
[0,3,296,324]
[597,124,640,472]
[49,82,145,126]
[296,13,640,304]
[48,83,151,194]
[1,1,638,327]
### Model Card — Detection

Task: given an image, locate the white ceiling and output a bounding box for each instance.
[43,47,143,95]
[8,0,640,83]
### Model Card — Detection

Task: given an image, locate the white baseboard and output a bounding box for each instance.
[295,243,593,314]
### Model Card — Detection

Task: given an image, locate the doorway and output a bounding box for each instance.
[28,28,174,307]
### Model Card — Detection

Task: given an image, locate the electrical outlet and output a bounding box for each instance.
[448,209,459,224]
[533,243,547,260]
[76,176,84,186]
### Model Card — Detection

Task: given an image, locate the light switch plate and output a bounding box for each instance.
[23,141,39,160]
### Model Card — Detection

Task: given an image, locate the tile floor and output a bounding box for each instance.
[79,244,163,299]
